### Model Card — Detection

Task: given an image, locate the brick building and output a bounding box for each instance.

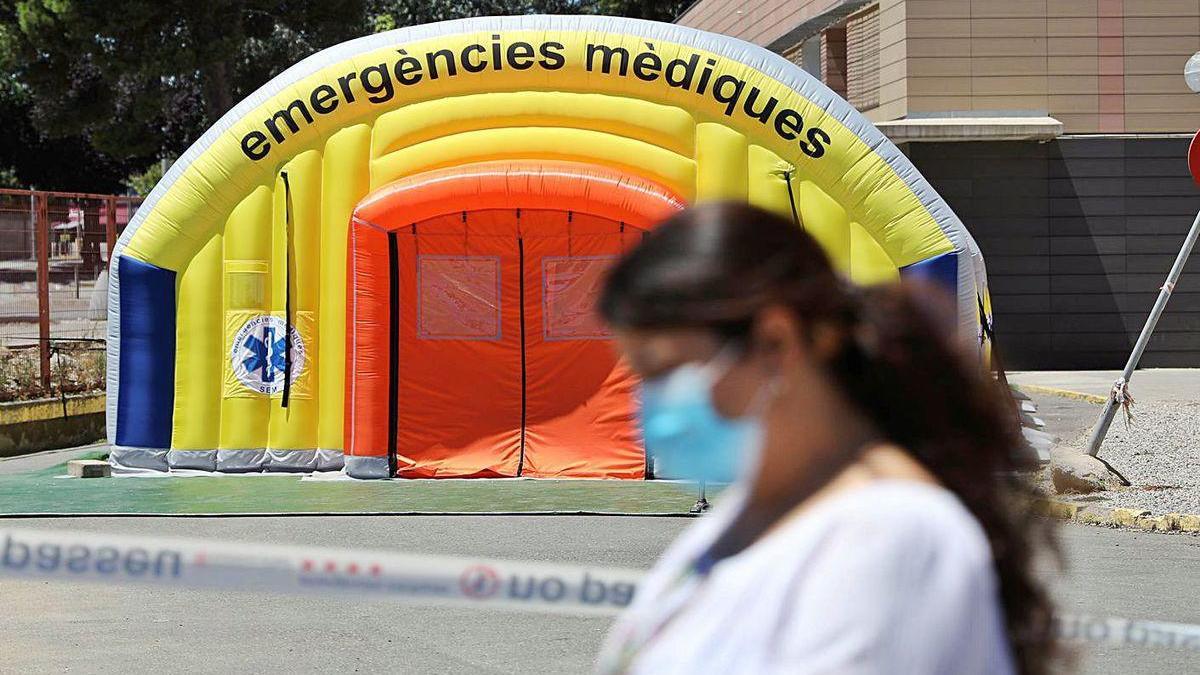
[678,0,1200,368]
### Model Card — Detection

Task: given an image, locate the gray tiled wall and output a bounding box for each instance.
[908,137,1200,369]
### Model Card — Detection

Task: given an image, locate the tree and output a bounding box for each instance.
[368,0,689,28]
[595,0,690,22]
[0,59,140,190]
[0,90,143,193]
[0,0,691,190]
[126,159,169,197]
[3,1,372,163]
[0,5,140,191]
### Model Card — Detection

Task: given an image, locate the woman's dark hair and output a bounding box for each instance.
[600,202,1057,675]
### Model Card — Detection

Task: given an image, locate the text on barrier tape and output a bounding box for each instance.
[0,527,641,616]
[3,527,1199,651]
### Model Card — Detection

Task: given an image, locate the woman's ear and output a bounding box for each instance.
[809,321,846,362]
[752,305,804,367]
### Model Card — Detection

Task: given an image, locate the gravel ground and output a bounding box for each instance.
[1060,400,1200,515]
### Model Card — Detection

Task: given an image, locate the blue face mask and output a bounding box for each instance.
[638,352,764,484]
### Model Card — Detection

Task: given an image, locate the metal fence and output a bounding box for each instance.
[0,188,142,399]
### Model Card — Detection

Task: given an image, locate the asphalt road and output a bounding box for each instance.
[1025,391,1102,447]
[1010,370,1199,406]
[2,515,1198,674]
[0,442,106,475]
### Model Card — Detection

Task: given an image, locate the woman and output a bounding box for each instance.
[595,203,1056,674]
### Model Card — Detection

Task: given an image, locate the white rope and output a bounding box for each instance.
[1110,377,1137,429]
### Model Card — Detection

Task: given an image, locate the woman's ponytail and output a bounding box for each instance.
[826,281,1058,675]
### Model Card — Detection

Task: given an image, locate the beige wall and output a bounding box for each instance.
[872,0,907,122]
[678,0,1200,133]
[905,0,1200,133]
[678,0,847,48]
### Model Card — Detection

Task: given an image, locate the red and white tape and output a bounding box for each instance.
[2,526,1197,651]
[0,527,640,616]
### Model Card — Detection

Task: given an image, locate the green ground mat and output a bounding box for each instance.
[0,454,717,515]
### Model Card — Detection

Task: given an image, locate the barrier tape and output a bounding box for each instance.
[1054,615,1200,652]
[2,527,1198,651]
[0,527,641,616]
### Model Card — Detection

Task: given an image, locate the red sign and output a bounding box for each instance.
[1189,129,1200,185]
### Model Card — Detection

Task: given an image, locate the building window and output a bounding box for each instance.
[802,37,822,80]
[821,26,848,98]
[784,36,823,80]
[542,256,615,341]
[418,255,502,341]
[846,5,880,111]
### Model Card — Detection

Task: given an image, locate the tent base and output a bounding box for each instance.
[110,445,168,471]
[168,449,215,471]
[113,448,347,474]
[266,449,321,472]
[345,455,390,479]
[317,448,345,472]
[216,449,268,473]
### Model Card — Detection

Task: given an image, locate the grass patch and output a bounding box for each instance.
[0,457,719,515]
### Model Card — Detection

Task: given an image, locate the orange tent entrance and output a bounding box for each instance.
[346,161,684,479]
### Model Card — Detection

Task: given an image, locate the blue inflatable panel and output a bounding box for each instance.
[116,256,176,448]
[900,252,958,295]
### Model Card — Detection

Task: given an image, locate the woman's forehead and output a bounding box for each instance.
[614,328,721,374]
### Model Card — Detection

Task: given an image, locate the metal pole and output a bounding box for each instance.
[34,192,52,391]
[690,481,710,514]
[105,196,117,270]
[1085,207,1200,456]
[28,192,35,260]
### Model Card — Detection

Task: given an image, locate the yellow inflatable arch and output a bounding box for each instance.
[108,15,991,476]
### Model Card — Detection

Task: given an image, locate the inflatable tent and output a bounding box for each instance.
[108,16,992,479]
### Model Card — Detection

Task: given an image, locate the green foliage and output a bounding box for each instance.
[369,1,588,27]
[595,0,690,21]
[0,0,691,189]
[126,159,170,197]
[3,0,372,161]
[0,4,135,190]
[0,62,139,191]
[367,0,689,28]
[0,165,18,188]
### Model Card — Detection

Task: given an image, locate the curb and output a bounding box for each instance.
[0,511,702,519]
[1032,498,1200,533]
[1016,384,1108,405]
[0,393,105,424]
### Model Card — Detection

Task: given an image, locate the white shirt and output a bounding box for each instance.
[597,480,1015,675]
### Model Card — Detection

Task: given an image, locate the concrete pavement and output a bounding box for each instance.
[2,515,1197,674]
[1045,526,1200,674]
[1022,391,1101,445]
[1009,369,1200,406]
[1,376,1194,672]
[0,442,105,475]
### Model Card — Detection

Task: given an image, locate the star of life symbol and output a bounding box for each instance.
[230,315,305,395]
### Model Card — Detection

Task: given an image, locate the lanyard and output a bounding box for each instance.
[602,551,719,674]
[601,491,745,673]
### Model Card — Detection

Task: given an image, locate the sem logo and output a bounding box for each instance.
[230,315,305,395]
